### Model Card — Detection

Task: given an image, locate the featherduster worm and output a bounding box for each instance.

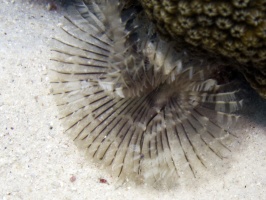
[50,0,243,187]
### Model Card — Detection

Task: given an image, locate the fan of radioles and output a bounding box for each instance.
[50,0,243,187]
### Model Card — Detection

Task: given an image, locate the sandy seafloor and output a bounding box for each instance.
[0,0,265,199]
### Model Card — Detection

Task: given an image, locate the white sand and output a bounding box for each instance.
[0,0,265,199]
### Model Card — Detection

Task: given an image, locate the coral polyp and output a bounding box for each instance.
[140,0,266,98]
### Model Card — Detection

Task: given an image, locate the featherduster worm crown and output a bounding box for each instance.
[50,0,243,187]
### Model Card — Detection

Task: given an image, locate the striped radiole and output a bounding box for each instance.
[50,0,243,187]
